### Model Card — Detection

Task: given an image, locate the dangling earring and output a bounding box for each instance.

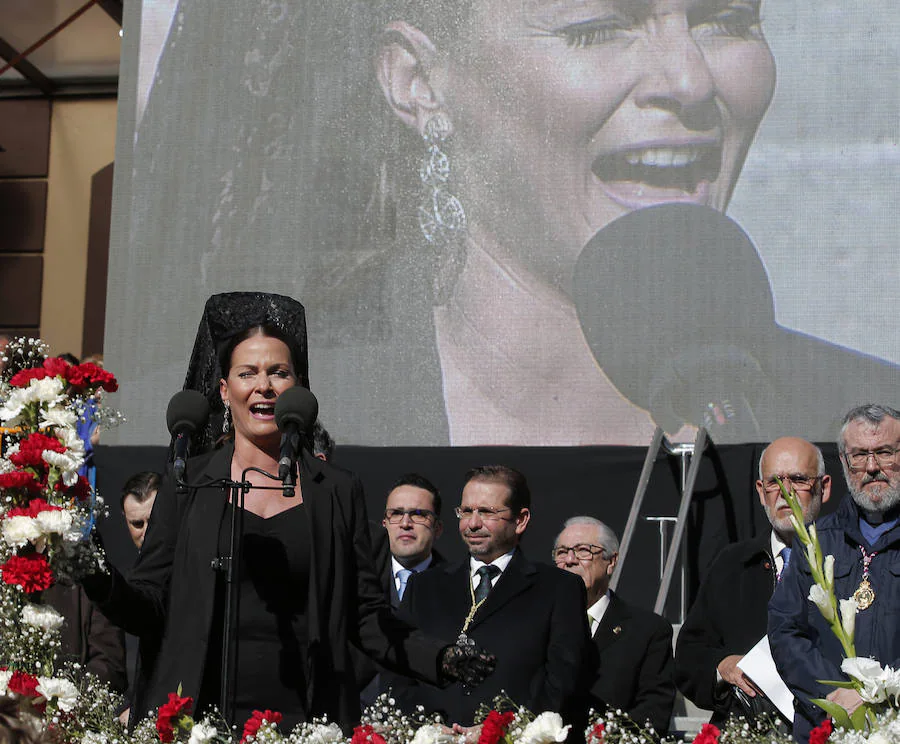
[417,113,467,303]
[222,401,231,434]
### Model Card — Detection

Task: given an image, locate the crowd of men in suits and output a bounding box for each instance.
[357,403,900,743]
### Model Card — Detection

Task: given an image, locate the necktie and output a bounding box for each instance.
[474,564,501,603]
[779,547,792,580]
[397,568,414,600]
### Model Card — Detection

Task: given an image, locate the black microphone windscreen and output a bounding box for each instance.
[274,386,319,432]
[166,390,210,435]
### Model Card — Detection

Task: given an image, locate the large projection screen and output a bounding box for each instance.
[105,2,900,447]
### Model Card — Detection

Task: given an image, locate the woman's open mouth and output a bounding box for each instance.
[250,402,276,418]
[591,144,722,209]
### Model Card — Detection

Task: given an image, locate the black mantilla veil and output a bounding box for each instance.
[179,292,310,454]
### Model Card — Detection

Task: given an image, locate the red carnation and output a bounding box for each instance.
[809,718,833,744]
[59,475,92,502]
[42,357,71,379]
[477,710,516,744]
[7,499,63,519]
[156,692,193,743]
[692,723,720,744]
[7,670,40,698]
[0,471,42,494]
[586,722,605,744]
[9,433,66,469]
[241,710,283,743]
[1,553,55,594]
[9,367,48,388]
[350,725,386,744]
[66,362,118,393]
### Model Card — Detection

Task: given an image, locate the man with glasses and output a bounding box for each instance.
[676,436,830,728]
[393,465,592,727]
[770,405,900,741]
[554,517,675,734]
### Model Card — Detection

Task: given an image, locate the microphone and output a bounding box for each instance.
[166,390,210,484]
[274,386,319,495]
[572,204,779,442]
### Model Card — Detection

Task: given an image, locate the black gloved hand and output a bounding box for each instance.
[439,643,496,687]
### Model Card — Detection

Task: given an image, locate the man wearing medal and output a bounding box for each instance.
[770,404,900,741]
[393,465,593,728]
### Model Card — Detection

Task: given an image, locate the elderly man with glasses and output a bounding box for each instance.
[392,465,593,729]
[554,517,676,734]
[770,405,900,741]
[676,436,830,729]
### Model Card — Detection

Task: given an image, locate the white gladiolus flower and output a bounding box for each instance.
[789,515,802,535]
[22,603,64,631]
[808,584,835,622]
[806,543,817,571]
[35,509,74,536]
[824,555,834,587]
[0,669,12,695]
[188,722,218,744]
[36,676,79,712]
[809,524,817,541]
[2,516,41,548]
[842,657,887,703]
[839,598,857,640]
[878,665,900,705]
[519,712,571,744]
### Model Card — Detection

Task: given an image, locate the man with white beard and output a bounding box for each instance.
[770,404,900,741]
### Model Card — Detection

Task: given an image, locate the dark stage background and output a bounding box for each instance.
[95,442,845,620]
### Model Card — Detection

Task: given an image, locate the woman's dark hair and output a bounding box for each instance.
[217,324,308,387]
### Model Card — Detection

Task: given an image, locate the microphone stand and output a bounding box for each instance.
[180,465,292,725]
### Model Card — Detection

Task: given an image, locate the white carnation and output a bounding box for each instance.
[0,669,11,695]
[39,406,77,430]
[2,516,41,548]
[22,603,64,631]
[35,509,74,537]
[303,723,346,744]
[519,712,571,744]
[879,665,900,705]
[410,725,457,744]
[36,676,79,712]
[42,450,81,486]
[27,377,65,405]
[0,388,27,424]
[188,722,219,744]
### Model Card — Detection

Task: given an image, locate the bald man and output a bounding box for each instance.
[675,437,830,725]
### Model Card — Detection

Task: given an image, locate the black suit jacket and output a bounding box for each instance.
[589,591,675,734]
[394,549,593,726]
[674,533,775,724]
[84,444,445,729]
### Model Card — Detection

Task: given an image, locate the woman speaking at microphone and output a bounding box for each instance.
[83,292,488,730]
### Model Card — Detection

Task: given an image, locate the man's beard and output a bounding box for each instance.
[848,472,900,514]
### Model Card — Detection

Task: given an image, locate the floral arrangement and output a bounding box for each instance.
[0,337,119,715]
[779,480,900,739]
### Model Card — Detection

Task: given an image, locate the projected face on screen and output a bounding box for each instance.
[380,0,775,292]
[110,2,900,449]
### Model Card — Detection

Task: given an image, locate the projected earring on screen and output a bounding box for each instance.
[417,113,467,304]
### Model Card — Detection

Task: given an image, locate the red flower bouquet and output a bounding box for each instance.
[156,692,194,743]
[1,553,54,593]
[241,710,283,743]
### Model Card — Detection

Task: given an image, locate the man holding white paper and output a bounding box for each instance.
[675,437,830,725]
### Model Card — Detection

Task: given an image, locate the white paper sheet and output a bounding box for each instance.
[737,636,795,722]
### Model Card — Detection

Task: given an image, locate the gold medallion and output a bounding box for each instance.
[853,579,875,610]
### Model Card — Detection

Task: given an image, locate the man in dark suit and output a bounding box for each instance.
[396,465,592,727]
[358,473,446,702]
[553,517,675,734]
[675,437,830,726]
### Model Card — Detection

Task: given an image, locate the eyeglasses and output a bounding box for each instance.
[454,506,512,522]
[843,447,900,471]
[384,508,437,525]
[552,544,609,562]
[762,474,820,493]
